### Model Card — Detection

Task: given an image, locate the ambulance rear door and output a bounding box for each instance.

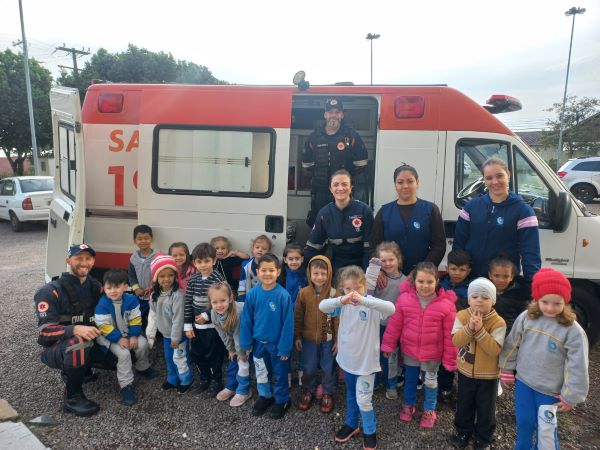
[46,87,86,280]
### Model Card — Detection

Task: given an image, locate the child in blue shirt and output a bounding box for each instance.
[237,235,272,303]
[277,243,308,304]
[240,253,294,419]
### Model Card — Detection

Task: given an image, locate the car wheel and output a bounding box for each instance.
[570,281,600,347]
[570,183,597,203]
[9,211,24,232]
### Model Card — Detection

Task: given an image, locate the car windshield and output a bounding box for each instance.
[19,178,53,193]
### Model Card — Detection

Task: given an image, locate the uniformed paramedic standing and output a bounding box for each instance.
[302,98,369,227]
[34,244,113,417]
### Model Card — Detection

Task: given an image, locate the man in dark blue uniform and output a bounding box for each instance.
[34,244,113,417]
[302,99,369,227]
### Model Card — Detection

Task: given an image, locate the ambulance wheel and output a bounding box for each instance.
[570,281,600,347]
[10,211,24,232]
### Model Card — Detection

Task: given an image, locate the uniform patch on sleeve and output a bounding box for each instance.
[37,301,49,312]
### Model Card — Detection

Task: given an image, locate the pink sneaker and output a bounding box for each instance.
[216,388,235,401]
[229,390,253,407]
[399,404,415,422]
[419,410,437,428]
[315,384,324,400]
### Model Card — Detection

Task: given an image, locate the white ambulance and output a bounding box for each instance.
[46,82,600,344]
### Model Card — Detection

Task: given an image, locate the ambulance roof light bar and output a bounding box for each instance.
[483,95,522,114]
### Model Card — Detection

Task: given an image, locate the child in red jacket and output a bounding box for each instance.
[382,262,457,428]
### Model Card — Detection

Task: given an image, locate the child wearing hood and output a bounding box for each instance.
[294,255,338,414]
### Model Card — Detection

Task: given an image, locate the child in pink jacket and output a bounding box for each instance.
[382,262,457,428]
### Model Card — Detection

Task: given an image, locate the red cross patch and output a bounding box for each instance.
[38,301,49,313]
[337,142,345,151]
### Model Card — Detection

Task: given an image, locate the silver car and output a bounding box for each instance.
[0,176,54,231]
[558,157,600,203]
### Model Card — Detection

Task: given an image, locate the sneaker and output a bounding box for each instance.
[216,388,235,401]
[451,433,470,449]
[120,384,136,406]
[161,381,177,391]
[335,424,361,443]
[397,372,405,388]
[385,388,398,400]
[297,391,313,411]
[191,379,210,395]
[270,400,291,419]
[417,377,423,390]
[438,389,454,403]
[320,394,333,414]
[63,392,100,417]
[363,432,377,450]
[137,366,158,379]
[207,381,224,398]
[252,396,274,416]
[177,383,193,394]
[419,410,437,428]
[83,369,99,384]
[315,383,324,400]
[230,391,252,407]
[399,404,415,422]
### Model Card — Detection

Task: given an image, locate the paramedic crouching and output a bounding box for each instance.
[34,244,114,417]
[302,98,369,227]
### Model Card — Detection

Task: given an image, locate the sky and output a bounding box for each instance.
[1,0,599,131]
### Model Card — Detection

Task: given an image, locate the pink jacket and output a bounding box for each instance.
[381,280,458,371]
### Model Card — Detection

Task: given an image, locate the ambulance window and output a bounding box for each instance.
[58,124,77,199]
[455,139,510,207]
[152,126,275,197]
[514,147,553,229]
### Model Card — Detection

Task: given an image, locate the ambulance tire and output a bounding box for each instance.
[570,280,600,347]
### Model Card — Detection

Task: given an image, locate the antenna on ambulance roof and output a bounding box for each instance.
[293,71,310,91]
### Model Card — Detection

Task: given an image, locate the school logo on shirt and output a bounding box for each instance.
[350,216,363,232]
[358,310,367,321]
[548,339,558,353]
[496,217,504,226]
[413,221,421,230]
[269,302,277,312]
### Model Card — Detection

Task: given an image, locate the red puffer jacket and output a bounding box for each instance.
[381,280,458,371]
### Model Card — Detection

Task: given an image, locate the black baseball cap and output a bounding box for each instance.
[325,98,344,111]
[67,244,96,258]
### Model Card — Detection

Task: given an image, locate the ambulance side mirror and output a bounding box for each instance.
[553,191,571,232]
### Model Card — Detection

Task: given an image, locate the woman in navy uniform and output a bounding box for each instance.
[305,170,373,271]
[370,164,446,276]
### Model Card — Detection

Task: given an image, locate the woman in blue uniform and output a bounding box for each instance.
[305,170,373,271]
[370,164,446,276]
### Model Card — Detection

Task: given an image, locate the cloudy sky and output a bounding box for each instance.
[2,0,598,130]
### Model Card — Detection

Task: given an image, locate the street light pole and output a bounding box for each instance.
[18,0,39,175]
[365,33,380,85]
[556,6,586,171]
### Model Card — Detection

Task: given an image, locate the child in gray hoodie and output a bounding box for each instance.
[500,268,589,450]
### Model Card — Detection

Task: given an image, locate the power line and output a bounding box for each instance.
[54,44,90,77]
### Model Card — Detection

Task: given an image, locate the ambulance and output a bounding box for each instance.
[46,80,600,344]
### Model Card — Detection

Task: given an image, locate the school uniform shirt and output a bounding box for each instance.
[319,295,394,376]
[183,271,225,331]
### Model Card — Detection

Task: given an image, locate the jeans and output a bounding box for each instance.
[404,365,438,411]
[344,372,377,435]
[300,338,335,394]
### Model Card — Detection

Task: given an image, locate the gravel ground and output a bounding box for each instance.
[0,218,599,450]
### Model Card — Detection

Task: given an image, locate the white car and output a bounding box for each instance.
[558,157,600,203]
[0,176,54,231]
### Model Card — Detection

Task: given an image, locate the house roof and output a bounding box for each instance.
[517,131,541,147]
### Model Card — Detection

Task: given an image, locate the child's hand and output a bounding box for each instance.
[383,352,391,358]
[350,291,364,306]
[229,351,236,361]
[185,330,195,339]
[239,353,248,362]
[195,314,206,325]
[118,337,129,349]
[469,310,483,332]
[340,293,354,305]
[170,340,179,349]
[376,272,388,290]
[279,356,289,361]
[134,288,144,297]
[555,397,574,412]
[500,371,515,389]
[128,335,138,350]
[295,339,303,351]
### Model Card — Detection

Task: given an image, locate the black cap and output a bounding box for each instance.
[325,98,344,111]
[67,244,96,258]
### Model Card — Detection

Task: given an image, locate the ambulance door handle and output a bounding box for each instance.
[265,215,284,234]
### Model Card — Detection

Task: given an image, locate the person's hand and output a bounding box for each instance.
[134,288,144,297]
[295,339,303,351]
[350,291,364,306]
[383,352,391,358]
[170,340,179,349]
[118,337,129,349]
[185,330,195,339]
[129,335,138,350]
[239,353,248,362]
[195,314,206,325]
[469,310,483,332]
[229,351,236,361]
[72,325,100,341]
[500,371,515,389]
[279,355,289,361]
[340,293,354,305]
[555,397,574,412]
[376,272,388,290]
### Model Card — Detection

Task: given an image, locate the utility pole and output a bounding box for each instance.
[55,44,90,77]
[17,0,39,175]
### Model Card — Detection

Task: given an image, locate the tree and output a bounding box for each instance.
[540,96,600,161]
[0,49,53,175]
[57,44,226,99]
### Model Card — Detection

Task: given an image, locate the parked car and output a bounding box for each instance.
[0,176,54,231]
[558,157,600,203]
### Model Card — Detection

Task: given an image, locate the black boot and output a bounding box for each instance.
[63,368,100,417]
